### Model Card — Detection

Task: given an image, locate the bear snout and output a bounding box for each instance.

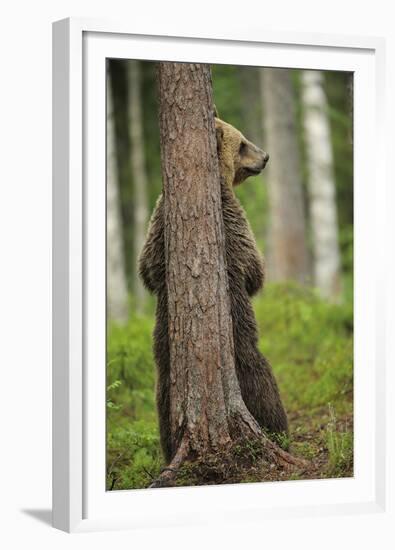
[256,151,269,172]
[254,147,269,170]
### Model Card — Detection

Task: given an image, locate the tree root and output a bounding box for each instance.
[149,433,309,488]
[149,439,190,488]
[272,444,309,470]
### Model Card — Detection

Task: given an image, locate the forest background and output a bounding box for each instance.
[106,61,353,490]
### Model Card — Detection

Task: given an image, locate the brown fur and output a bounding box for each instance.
[139,117,288,463]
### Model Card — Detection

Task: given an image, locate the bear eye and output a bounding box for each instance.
[239,142,247,155]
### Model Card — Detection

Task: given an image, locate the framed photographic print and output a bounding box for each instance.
[52,18,389,533]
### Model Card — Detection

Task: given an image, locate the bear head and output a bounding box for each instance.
[215,116,269,186]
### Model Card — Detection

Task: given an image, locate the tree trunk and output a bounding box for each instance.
[127,60,149,313]
[301,70,342,301]
[260,68,310,284]
[153,62,304,487]
[107,66,129,324]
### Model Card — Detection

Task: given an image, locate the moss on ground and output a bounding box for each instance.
[106,282,353,490]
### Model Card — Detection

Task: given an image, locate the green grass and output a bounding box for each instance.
[325,404,353,477]
[106,282,353,489]
[255,283,353,414]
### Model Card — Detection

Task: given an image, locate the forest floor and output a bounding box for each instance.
[286,406,353,481]
[169,404,353,488]
[106,283,354,490]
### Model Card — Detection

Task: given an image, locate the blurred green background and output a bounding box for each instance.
[106,62,353,490]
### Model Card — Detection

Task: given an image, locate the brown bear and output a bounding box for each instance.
[139,115,289,464]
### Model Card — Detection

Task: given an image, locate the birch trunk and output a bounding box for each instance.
[107,67,129,324]
[128,60,149,313]
[301,70,342,301]
[260,68,310,284]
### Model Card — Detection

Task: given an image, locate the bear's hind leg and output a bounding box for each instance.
[153,295,173,464]
[237,352,289,446]
[156,366,172,464]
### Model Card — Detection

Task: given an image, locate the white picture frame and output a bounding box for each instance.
[52,17,390,533]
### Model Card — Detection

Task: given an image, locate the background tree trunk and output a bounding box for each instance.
[301,70,342,301]
[154,62,302,486]
[107,66,129,324]
[238,66,263,146]
[128,60,149,313]
[237,66,267,247]
[260,68,310,284]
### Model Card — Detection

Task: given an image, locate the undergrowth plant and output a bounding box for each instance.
[106,283,353,489]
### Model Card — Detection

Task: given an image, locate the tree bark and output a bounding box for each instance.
[301,70,342,301]
[153,62,304,486]
[107,66,129,324]
[260,68,310,284]
[128,60,149,313]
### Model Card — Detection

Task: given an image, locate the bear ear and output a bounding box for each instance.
[213,104,219,118]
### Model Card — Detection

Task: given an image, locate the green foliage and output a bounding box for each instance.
[141,61,163,208]
[107,420,162,490]
[107,315,156,423]
[255,283,353,414]
[106,315,162,490]
[107,283,353,489]
[212,64,243,127]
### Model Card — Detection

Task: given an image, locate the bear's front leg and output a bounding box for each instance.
[138,194,165,295]
[245,248,265,296]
